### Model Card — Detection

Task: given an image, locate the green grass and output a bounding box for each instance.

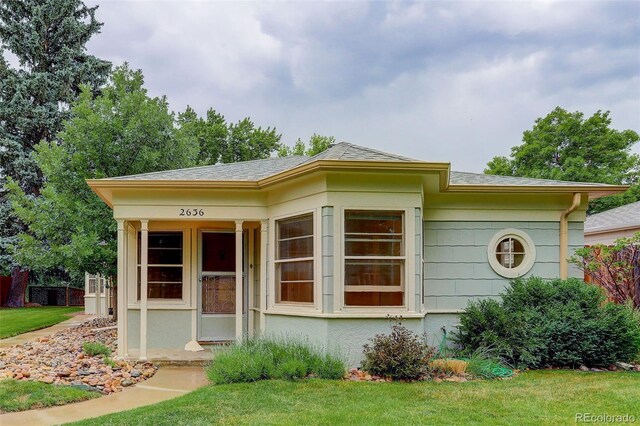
[70,371,640,425]
[0,306,82,339]
[0,379,99,413]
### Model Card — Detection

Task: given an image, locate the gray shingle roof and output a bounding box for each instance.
[585,201,640,233]
[106,142,622,190]
[110,142,418,181]
[449,171,610,187]
[110,155,308,181]
[306,142,418,162]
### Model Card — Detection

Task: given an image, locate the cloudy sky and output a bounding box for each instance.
[83,0,639,172]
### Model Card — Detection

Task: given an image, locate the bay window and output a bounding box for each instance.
[344,210,404,306]
[276,213,314,304]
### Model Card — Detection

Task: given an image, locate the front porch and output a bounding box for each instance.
[115,218,268,361]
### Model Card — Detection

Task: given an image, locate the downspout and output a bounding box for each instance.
[559,193,581,279]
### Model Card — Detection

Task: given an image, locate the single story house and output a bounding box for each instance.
[584,201,640,245]
[87,142,626,362]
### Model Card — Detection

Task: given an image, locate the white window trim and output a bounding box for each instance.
[487,228,536,279]
[268,208,321,312]
[337,207,416,313]
[128,228,190,307]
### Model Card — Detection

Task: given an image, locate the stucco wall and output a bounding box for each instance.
[264,314,426,366]
[127,309,192,349]
[423,221,584,311]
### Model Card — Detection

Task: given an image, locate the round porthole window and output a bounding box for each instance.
[487,229,536,278]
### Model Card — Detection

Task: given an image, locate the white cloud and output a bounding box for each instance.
[80,0,640,170]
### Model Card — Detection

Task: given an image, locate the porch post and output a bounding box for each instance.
[140,220,149,361]
[235,220,244,341]
[96,275,101,319]
[116,220,126,358]
[259,220,267,334]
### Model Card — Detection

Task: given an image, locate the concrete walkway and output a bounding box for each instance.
[0,313,94,348]
[0,366,208,425]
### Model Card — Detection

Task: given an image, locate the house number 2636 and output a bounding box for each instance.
[179,208,204,217]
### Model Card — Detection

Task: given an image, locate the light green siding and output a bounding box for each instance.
[423,221,584,310]
[127,309,192,349]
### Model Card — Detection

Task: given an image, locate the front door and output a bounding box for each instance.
[198,231,245,341]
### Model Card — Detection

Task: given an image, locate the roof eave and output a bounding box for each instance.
[585,224,640,236]
[444,184,629,199]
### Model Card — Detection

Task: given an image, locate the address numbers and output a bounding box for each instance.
[179,208,204,217]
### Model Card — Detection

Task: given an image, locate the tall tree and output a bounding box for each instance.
[278,133,335,157]
[485,107,640,214]
[7,64,198,279]
[176,107,282,165]
[0,0,111,306]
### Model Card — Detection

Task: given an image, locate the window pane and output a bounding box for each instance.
[137,278,183,299]
[496,237,526,268]
[148,248,182,265]
[277,260,314,303]
[148,283,182,299]
[138,232,183,264]
[279,236,313,259]
[202,233,235,272]
[149,233,183,249]
[345,236,402,256]
[280,282,314,303]
[148,266,182,282]
[279,260,313,282]
[345,211,402,234]
[345,291,403,306]
[278,215,313,240]
[345,259,403,287]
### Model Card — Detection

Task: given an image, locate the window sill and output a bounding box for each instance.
[127,303,194,310]
[265,310,425,319]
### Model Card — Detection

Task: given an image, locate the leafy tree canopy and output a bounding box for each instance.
[485,107,640,214]
[7,64,198,277]
[176,106,282,166]
[278,134,335,157]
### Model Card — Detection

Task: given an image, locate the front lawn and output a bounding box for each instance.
[0,379,99,413]
[0,306,83,339]
[71,371,639,425]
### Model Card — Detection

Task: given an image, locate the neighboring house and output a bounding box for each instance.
[87,142,626,362]
[84,273,113,316]
[584,201,640,245]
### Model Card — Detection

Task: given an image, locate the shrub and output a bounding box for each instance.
[82,342,111,358]
[428,359,468,375]
[275,359,307,380]
[454,277,640,369]
[361,318,436,380]
[314,354,348,380]
[207,337,346,384]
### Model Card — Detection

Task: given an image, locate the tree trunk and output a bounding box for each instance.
[4,266,29,307]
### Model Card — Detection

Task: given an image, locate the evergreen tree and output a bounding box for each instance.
[7,64,198,279]
[0,0,110,306]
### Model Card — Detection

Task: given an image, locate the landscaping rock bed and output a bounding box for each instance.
[0,318,157,394]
